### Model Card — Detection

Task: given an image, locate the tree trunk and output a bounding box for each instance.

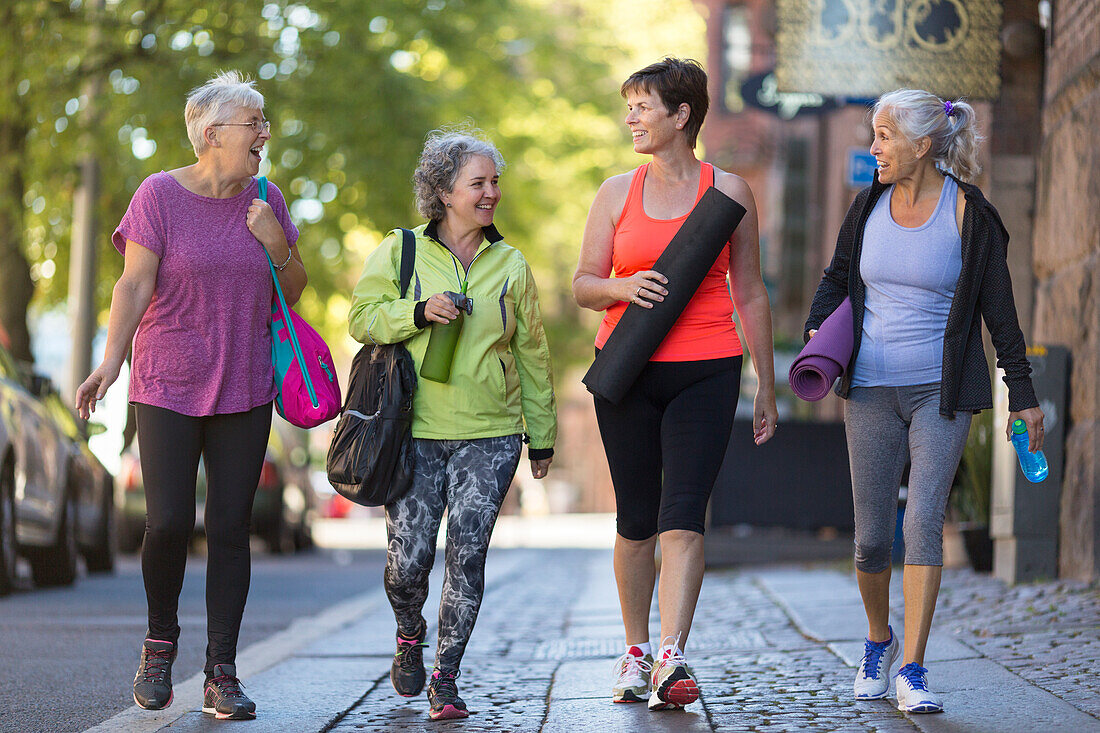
[0,119,33,364]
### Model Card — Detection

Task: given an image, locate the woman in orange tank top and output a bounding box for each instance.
[573,57,777,711]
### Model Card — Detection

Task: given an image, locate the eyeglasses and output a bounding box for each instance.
[212,119,271,134]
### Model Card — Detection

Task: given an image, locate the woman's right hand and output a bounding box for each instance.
[75,361,122,420]
[423,293,461,324]
[616,270,668,309]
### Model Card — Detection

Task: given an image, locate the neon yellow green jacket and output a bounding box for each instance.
[348,223,556,452]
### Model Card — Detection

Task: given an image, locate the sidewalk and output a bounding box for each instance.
[86,546,1100,732]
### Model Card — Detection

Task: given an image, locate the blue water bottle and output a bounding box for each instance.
[1010,419,1049,483]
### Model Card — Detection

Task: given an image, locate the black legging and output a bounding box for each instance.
[135,402,271,675]
[594,355,741,539]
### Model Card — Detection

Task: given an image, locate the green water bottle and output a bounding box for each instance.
[420,287,468,383]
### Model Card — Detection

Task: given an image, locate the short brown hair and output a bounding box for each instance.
[620,57,709,148]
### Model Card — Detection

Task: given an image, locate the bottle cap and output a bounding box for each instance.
[1011,419,1027,435]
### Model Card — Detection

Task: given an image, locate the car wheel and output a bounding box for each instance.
[118,518,145,554]
[263,503,292,555]
[30,491,78,587]
[0,458,17,596]
[293,520,314,552]
[83,479,115,574]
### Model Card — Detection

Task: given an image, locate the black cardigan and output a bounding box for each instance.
[804,172,1038,417]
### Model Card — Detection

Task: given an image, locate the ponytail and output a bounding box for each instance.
[940,99,982,182]
[874,89,984,182]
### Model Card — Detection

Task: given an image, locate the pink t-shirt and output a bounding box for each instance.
[112,172,299,416]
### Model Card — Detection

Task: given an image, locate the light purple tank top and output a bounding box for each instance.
[852,176,961,387]
[113,172,298,416]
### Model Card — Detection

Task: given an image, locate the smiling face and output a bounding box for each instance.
[208,106,270,177]
[870,110,926,185]
[441,155,501,229]
[624,88,684,155]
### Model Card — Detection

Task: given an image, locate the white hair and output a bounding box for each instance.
[873,89,983,182]
[185,70,265,157]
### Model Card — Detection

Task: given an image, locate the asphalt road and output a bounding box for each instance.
[0,546,387,733]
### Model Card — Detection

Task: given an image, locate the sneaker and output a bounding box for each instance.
[611,646,653,703]
[202,663,257,720]
[390,623,427,697]
[133,639,176,710]
[427,669,469,720]
[895,662,944,713]
[648,638,699,710]
[854,627,899,699]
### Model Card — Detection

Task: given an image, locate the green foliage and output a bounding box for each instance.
[10,0,705,380]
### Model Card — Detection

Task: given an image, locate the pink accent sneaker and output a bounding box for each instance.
[427,670,469,720]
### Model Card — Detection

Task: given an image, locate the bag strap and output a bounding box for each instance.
[398,228,415,299]
[258,176,319,409]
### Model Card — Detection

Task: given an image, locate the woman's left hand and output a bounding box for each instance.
[247,198,286,254]
[753,387,778,446]
[531,457,552,479]
[1007,406,1045,453]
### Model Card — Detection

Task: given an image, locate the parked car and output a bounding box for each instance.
[0,328,115,595]
[117,420,316,554]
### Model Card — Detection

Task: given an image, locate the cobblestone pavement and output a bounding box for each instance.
[328,551,1099,732]
[931,568,1100,718]
[89,548,1100,732]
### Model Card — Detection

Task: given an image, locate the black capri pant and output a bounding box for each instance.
[594,355,741,539]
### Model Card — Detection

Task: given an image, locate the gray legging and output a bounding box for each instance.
[844,383,972,573]
[383,434,522,674]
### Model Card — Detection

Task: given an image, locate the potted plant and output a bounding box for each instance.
[950,408,994,571]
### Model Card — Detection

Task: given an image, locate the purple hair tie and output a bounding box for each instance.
[944,100,956,117]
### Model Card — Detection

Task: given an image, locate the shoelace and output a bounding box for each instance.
[860,637,890,680]
[395,638,427,669]
[897,663,929,691]
[141,648,172,683]
[431,671,460,699]
[611,652,652,682]
[209,673,247,700]
[657,633,687,668]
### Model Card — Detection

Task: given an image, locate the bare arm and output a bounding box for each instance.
[717,171,777,446]
[248,198,307,306]
[75,240,159,418]
[572,174,667,311]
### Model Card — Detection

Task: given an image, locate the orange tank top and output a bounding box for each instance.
[594,162,743,361]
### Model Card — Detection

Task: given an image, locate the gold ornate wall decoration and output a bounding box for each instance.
[776,0,1002,99]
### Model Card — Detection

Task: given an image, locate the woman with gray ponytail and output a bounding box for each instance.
[804,89,1043,713]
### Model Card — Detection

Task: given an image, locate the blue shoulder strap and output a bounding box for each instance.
[258,177,318,408]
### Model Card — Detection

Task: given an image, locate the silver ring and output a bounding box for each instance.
[636,287,642,297]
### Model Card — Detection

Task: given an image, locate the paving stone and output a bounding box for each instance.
[206,548,1100,731]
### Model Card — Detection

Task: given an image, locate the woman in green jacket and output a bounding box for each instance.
[348,128,556,721]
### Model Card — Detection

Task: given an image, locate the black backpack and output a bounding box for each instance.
[326,229,417,506]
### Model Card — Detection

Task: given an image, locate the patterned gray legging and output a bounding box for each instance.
[384,434,522,674]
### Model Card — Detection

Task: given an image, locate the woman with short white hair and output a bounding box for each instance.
[805,89,1043,713]
[76,70,305,721]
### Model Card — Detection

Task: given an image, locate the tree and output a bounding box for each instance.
[10,0,704,382]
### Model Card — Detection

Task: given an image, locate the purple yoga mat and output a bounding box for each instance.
[789,297,853,401]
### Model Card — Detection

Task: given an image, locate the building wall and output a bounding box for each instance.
[1031,0,1100,579]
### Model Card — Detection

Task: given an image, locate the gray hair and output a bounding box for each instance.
[873,89,982,182]
[185,70,265,157]
[413,128,506,221]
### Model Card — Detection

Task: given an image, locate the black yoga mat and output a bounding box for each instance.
[583,186,747,404]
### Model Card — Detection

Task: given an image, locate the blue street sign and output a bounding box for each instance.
[847,149,877,188]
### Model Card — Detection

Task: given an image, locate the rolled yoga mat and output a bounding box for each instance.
[582,186,747,404]
[788,296,853,401]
